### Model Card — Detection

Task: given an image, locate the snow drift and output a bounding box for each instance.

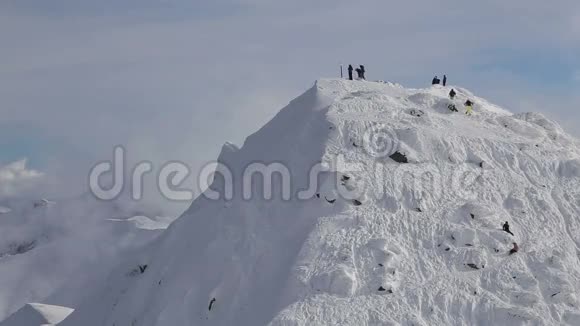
[0,303,73,326]
[59,79,580,325]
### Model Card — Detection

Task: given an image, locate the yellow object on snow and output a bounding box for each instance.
[465,105,473,115]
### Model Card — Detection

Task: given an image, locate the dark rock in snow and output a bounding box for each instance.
[466,263,480,270]
[352,199,362,206]
[139,265,148,274]
[208,298,216,311]
[0,241,37,258]
[409,109,425,117]
[378,286,393,294]
[389,151,408,163]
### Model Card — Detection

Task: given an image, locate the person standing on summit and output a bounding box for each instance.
[348,65,354,80]
[355,66,364,80]
[432,76,440,85]
[360,65,366,80]
[443,75,447,86]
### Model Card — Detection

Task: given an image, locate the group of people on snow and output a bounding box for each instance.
[431,75,475,116]
[347,64,366,80]
[432,75,447,86]
[447,89,473,115]
[447,85,474,116]
[503,221,519,255]
[344,68,477,116]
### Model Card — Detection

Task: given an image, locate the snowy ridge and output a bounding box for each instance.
[60,79,580,325]
[0,303,73,326]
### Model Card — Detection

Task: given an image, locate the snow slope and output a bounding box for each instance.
[61,79,580,325]
[0,303,73,326]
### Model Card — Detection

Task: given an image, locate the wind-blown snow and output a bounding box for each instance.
[60,79,580,326]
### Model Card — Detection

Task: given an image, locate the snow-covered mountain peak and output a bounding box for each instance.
[56,79,580,326]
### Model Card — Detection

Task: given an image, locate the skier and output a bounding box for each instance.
[503,221,514,236]
[360,65,366,80]
[509,242,519,255]
[348,65,354,81]
[432,76,440,85]
[465,100,474,115]
[449,88,456,99]
[443,75,447,86]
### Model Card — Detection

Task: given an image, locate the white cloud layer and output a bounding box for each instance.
[0,160,44,198]
[0,0,578,214]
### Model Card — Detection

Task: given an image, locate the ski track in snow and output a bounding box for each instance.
[44,79,580,326]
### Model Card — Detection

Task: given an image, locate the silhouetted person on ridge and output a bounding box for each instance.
[503,221,514,236]
[443,75,447,86]
[509,242,519,255]
[355,67,362,79]
[432,76,440,85]
[360,65,366,80]
[348,65,354,80]
[449,89,456,99]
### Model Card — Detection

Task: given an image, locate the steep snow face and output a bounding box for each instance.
[62,79,580,326]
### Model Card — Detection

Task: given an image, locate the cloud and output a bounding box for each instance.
[0,160,44,198]
[0,1,579,214]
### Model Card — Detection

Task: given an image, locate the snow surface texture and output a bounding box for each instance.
[0,303,73,326]
[60,79,580,325]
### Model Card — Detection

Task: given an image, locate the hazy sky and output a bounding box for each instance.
[1,0,579,213]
